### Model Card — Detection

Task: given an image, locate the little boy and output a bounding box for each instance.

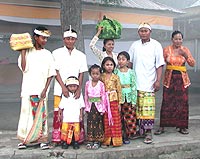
[58,76,85,149]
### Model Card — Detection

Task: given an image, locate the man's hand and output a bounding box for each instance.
[153,80,160,92]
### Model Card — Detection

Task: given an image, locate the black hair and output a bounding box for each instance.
[101,56,116,73]
[102,39,114,51]
[67,76,78,80]
[33,26,48,37]
[88,64,102,75]
[171,30,183,39]
[65,28,77,34]
[117,51,130,61]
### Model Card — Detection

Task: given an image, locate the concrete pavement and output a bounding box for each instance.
[0,64,200,159]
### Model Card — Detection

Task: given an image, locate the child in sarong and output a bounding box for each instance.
[84,64,107,150]
[58,76,85,149]
[115,51,137,144]
[100,57,123,147]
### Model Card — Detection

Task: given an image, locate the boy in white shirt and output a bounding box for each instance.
[58,76,85,149]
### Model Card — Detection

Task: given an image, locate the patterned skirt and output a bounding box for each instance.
[160,72,189,129]
[103,101,122,146]
[51,95,62,143]
[87,103,104,142]
[136,91,155,135]
[121,102,136,138]
[17,95,48,143]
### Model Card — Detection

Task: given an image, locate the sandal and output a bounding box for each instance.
[86,142,93,150]
[40,143,49,150]
[154,128,164,135]
[123,139,130,144]
[179,128,189,135]
[18,143,27,149]
[92,142,100,150]
[144,134,153,144]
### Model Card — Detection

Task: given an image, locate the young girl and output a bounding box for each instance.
[58,76,85,150]
[101,56,123,147]
[115,51,137,144]
[84,64,107,150]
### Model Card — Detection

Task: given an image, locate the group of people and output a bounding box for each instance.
[16,22,195,151]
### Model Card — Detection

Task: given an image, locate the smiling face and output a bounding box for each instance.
[104,40,114,53]
[172,33,183,48]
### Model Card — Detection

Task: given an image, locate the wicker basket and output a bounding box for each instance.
[10,33,33,51]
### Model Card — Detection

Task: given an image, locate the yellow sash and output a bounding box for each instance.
[166,65,186,72]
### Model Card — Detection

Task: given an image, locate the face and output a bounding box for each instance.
[90,68,101,82]
[67,84,78,93]
[35,35,48,48]
[138,28,151,42]
[172,33,183,48]
[63,37,76,50]
[117,55,129,68]
[103,60,114,73]
[104,40,114,52]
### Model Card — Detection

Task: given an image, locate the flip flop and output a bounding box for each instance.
[18,143,27,149]
[154,129,164,135]
[179,128,189,135]
[144,134,153,144]
[86,142,93,150]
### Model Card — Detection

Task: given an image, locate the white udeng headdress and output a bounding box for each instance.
[63,25,77,38]
[65,77,79,86]
[138,22,151,31]
[34,29,51,37]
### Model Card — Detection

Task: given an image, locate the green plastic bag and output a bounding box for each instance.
[96,16,122,39]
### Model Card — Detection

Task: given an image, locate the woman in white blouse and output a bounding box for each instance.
[89,26,118,65]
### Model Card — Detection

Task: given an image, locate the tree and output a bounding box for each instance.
[60,0,123,52]
[60,0,84,52]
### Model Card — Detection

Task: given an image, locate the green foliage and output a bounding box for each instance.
[96,16,122,39]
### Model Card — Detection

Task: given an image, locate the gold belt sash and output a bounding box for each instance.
[166,65,186,72]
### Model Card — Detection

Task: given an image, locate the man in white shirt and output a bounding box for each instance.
[51,26,88,144]
[128,23,165,144]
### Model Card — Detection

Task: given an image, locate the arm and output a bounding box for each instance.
[74,72,84,99]
[40,76,54,99]
[116,75,123,105]
[55,70,69,97]
[20,49,26,72]
[89,27,104,62]
[153,65,163,92]
[178,47,195,67]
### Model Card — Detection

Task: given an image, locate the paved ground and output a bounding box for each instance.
[0,64,200,159]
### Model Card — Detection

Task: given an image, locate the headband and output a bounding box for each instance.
[63,25,77,38]
[34,29,51,37]
[65,77,79,86]
[138,23,151,31]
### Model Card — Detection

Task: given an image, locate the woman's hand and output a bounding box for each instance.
[178,49,188,59]
[96,26,104,37]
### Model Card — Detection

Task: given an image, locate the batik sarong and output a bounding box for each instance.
[61,122,80,144]
[121,102,136,138]
[103,101,122,146]
[136,91,155,135]
[51,95,62,143]
[87,103,104,142]
[160,72,189,129]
